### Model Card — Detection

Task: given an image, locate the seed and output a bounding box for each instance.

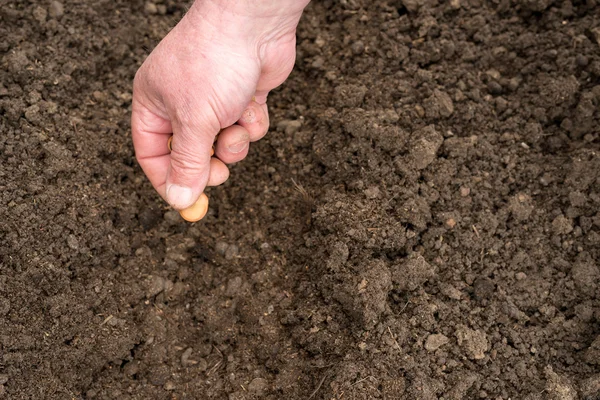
[180,193,209,222]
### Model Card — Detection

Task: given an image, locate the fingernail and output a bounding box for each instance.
[228,141,249,154]
[166,184,193,209]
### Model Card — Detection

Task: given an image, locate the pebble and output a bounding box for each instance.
[248,378,268,394]
[439,283,462,300]
[515,272,527,281]
[576,54,589,67]
[460,187,471,197]
[456,325,489,360]
[123,361,139,377]
[181,347,195,367]
[163,381,176,391]
[33,6,47,24]
[425,333,449,351]
[49,1,64,18]
[224,244,239,260]
[424,89,454,119]
[487,81,503,95]
[507,77,521,91]
[67,234,79,250]
[163,210,182,224]
[552,215,573,235]
[445,218,457,228]
[351,41,365,55]
[276,119,302,135]
[146,275,167,298]
[144,2,158,14]
[226,276,243,296]
[0,374,7,385]
[215,241,229,256]
[406,125,444,170]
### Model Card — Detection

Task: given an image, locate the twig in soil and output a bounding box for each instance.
[291,178,314,229]
[308,371,329,400]
[472,225,480,239]
[206,345,224,376]
[351,376,377,386]
[399,300,410,314]
[387,327,401,350]
[100,315,113,326]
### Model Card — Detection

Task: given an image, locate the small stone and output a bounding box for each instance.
[406,125,444,170]
[456,325,489,360]
[48,1,64,18]
[507,77,521,91]
[197,358,208,372]
[439,283,462,300]
[164,381,176,391]
[445,218,457,228]
[33,6,47,23]
[123,361,139,377]
[351,41,365,55]
[215,241,229,256]
[424,89,454,119]
[24,104,41,124]
[164,210,181,224]
[226,276,243,296]
[552,215,573,235]
[92,91,107,102]
[425,333,449,351]
[224,244,239,260]
[364,186,381,199]
[146,275,167,298]
[67,234,79,250]
[576,54,589,67]
[450,0,461,8]
[276,119,302,135]
[460,187,471,197]
[248,378,268,394]
[0,374,7,385]
[515,272,527,281]
[487,81,503,95]
[181,348,195,367]
[144,2,158,14]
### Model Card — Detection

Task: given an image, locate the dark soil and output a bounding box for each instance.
[1,0,600,398]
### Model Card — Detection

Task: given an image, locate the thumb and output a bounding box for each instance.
[166,112,219,210]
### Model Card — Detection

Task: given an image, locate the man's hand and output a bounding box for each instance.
[132,0,309,210]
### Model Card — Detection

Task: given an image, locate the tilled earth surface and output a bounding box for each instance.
[1,0,600,399]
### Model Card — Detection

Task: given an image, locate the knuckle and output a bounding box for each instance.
[170,149,204,175]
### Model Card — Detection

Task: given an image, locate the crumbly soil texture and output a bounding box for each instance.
[1,0,600,399]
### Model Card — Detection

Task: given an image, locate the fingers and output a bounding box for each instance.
[237,100,270,142]
[214,125,250,164]
[207,157,229,186]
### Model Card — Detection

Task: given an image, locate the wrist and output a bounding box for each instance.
[186,0,309,51]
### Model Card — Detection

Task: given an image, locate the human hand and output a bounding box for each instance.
[131,0,309,211]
